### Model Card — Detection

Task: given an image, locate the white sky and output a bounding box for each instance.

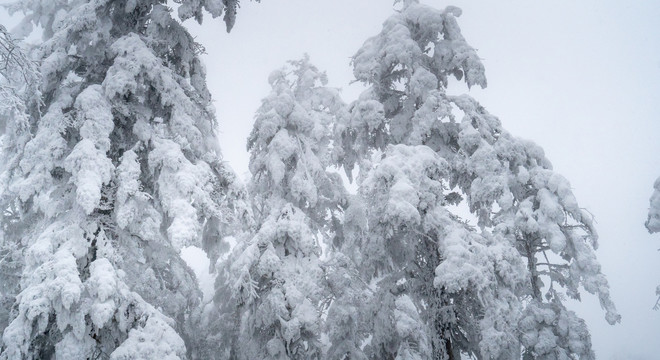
[4,0,660,358]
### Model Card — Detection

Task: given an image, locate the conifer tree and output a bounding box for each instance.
[0,23,40,346]
[335,1,619,359]
[335,2,525,359]
[213,56,347,359]
[0,1,622,358]
[0,1,246,358]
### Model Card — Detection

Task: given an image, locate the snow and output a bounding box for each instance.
[55,332,95,360]
[647,176,660,233]
[64,138,114,214]
[0,0,627,358]
[76,85,114,150]
[111,316,186,360]
[0,1,247,357]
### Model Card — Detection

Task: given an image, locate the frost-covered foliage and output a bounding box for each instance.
[442,94,621,358]
[247,55,347,227]
[337,144,525,360]
[0,24,40,137]
[646,177,660,309]
[333,3,526,358]
[0,0,247,358]
[334,1,619,359]
[647,177,660,234]
[215,204,326,360]
[0,0,619,358]
[174,0,259,32]
[210,57,347,359]
[0,24,40,349]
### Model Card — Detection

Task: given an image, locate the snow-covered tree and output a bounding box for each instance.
[646,177,660,309]
[212,56,347,359]
[335,1,619,359]
[0,0,621,358]
[0,0,246,358]
[454,96,621,359]
[336,144,525,360]
[175,0,255,33]
[334,3,526,359]
[0,23,40,346]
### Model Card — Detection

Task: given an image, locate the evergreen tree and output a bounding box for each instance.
[0,0,245,358]
[335,1,619,359]
[0,23,40,348]
[347,145,526,360]
[455,96,621,358]
[335,2,525,359]
[213,56,347,359]
[0,1,623,358]
[646,177,660,309]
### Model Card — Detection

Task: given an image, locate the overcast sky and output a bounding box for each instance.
[4,0,660,358]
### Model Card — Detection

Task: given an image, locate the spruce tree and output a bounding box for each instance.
[0,23,40,348]
[0,1,245,358]
[335,1,619,358]
[213,56,347,359]
[335,2,525,359]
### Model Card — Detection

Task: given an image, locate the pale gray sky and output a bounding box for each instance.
[3,1,660,358]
